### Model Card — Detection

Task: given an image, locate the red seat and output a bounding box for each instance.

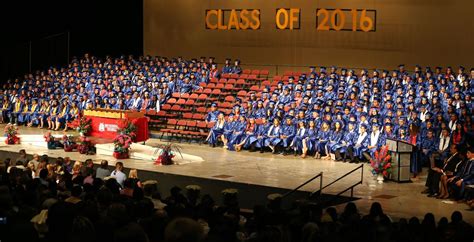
[167,98,177,105]
[230,74,239,79]
[227,79,236,85]
[260,70,269,76]
[171,105,181,112]
[192,113,204,120]
[161,104,172,111]
[202,88,212,95]
[176,99,186,105]
[207,83,216,89]
[181,93,190,99]
[171,92,181,98]
[224,96,235,102]
[189,93,199,100]
[182,113,193,119]
[184,99,195,107]
[242,69,251,74]
[239,74,248,79]
[196,107,207,113]
[237,90,247,97]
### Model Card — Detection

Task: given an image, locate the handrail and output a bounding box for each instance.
[311,164,364,197]
[321,164,363,191]
[282,172,323,198]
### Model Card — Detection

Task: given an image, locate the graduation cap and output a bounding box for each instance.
[211,103,217,107]
[459,66,465,71]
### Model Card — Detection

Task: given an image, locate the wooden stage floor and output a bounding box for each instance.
[0,125,472,223]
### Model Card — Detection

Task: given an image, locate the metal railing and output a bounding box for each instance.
[311,164,364,199]
[282,172,323,199]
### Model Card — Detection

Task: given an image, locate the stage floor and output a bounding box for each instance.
[0,125,472,222]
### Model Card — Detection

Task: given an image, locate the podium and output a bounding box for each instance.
[386,138,413,182]
[84,109,149,142]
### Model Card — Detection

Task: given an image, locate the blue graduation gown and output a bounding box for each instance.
[264,125,282,147]
[228,121,247,150]
[253,123,271,148]
[337,130,358,153]
[207,121,226,145]
[353,133,370,158]
[326,130,344,153]
[280,124,296,147]
[304,128,318,152]
[314,130,331,154]
[291,128,307,152]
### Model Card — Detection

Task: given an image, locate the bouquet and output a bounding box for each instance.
[63,134,76,152]
[117,120,137,141]
[71,116,92,135]
[44,132,57,149]
[370,145,392,178]
[77,135,94,154]
[113,134,132,159]
[4,124,20,144]
[44,132,54,142]
[154,143,183,165]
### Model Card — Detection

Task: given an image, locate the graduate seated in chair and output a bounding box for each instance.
[263,118,283,154]
[47,100,60,130]
[54,99,70,131]
[345,124,369,163]
[289,120,307,156]
[234,116,257,152]
[206,112,226,147]
[26,98,40,127]
[314,121,331,159]
[280,116,296,155]
[301,120,318,158]
[335,122,358,162]
[362,123,383,162]
[323,120,344,160]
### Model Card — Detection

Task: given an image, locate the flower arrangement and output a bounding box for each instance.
[4,124,20,144]
[44,132,53,142]
[63,134,76,152]
[71,116,92,135]
[370,145,392,181]
[117,120,137,141]
[113,134,132,159]
[77,135,94,154]
[44,132,57,149]
[154,143,183,165]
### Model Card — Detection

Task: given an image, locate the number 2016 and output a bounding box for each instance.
[317,9,374,32]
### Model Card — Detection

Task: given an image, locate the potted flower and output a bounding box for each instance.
[117,120,137,142]
[113,134,132,159]
[44,132,56,149]
[370,145,392,183]
[154,143,183,165]
[4,124,20,145]
[77,135,94,154]
[71,116,92,136]
[63,134,76,152]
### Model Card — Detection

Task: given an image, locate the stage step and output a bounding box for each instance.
[95,143,204,164]
[0,134,64,148]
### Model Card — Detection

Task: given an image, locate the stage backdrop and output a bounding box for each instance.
[144,0,474,70]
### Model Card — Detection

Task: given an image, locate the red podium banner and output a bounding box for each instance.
[84,109,149,142]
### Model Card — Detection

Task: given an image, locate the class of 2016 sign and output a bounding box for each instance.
[205,8,376,32]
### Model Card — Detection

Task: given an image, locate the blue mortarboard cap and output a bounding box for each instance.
[211,103,217,107]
